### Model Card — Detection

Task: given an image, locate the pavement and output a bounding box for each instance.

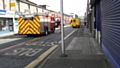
[0,25,113,68]
[37,26,113,68]
[0,32,15,38]
[0,25,71,38]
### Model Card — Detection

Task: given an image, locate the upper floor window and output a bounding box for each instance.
[0,0,4,9]
[4,0,10,10]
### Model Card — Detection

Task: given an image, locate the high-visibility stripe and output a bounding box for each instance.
[29,21,39,34]
[22,27,29,34]
[35,16,40,22]
[33,16,40,34]
[19,20,24,28]
[34,17,40,26]
[21,20,27,29]
[21,23,29,34]
[18,18,24,27]
[20,21,28,31]
[29,28,35,34]
[18,17,25,34]
[33,19,40,28]
[18,18,23,23]
[20,20,29,34]
[26,30,30,34]
[18,20,24,29]
[28,30,33,34]
[18,16,41,35]
[30,21,40,34]
[30,20,38,29]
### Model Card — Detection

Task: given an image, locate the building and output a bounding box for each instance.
[0,0,71,34]
[89,0,120,68]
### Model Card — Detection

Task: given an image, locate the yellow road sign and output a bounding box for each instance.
[10,2,16,7]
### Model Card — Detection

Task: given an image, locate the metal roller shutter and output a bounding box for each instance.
[96,1,101,44]
[101,0,120,68]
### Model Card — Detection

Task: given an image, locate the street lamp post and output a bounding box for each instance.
[60,0,67,57]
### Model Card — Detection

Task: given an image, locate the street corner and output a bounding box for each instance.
[24,45,58,68]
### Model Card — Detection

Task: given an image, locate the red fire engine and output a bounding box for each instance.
[18,12,56,36]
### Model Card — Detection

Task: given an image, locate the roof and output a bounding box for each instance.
[20,0,37,6]
[18,0,71,17]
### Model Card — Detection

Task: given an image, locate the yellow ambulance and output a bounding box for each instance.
[70,18,81,28]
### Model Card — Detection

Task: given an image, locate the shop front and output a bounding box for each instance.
[14,11,23,33]
[0,10,14,34]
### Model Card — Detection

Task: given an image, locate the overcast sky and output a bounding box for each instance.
[29,0,87,16]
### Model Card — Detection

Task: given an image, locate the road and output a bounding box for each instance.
[0,26,78,68]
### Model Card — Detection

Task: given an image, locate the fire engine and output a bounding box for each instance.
[18,12,56,36]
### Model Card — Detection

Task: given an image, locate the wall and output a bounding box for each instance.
[4,0,10,10]
[38,8,42,13]
[0,0,4,9]
[91,6,95,37]
[20,2,29,12]
[30,5,36,13]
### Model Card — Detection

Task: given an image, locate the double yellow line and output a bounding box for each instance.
[24,29,77,68]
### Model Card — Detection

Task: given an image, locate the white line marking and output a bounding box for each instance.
[58,29,77,43]
[0,38,22,44]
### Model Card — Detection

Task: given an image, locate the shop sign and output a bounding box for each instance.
[0,10,6,15]
[6,11,15,15]
[10,0,16,7]
[15,11,22,15]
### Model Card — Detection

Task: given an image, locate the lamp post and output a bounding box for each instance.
[87,0,89,27]
[60,0,67,57]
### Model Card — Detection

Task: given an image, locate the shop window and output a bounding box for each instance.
[0,19,9,31]
[0,0,4,9]
[8,19,13,31]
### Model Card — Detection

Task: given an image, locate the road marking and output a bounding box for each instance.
[5,48,26,55]
[58,29,77,43]
[24,45,58,68]
[25,41,58,46]
[25,29,77,68]
[19,48,42,56]
[0,37,41,53]
[55,25,71,30]
[4,48,43,57]
[0,38,22,44]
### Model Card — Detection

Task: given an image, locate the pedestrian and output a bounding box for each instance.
[56,19,61,33]
[84,22,86,26]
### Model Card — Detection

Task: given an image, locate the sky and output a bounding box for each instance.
[29,0,87,16]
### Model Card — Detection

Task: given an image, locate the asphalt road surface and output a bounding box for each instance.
[0,26,78,68]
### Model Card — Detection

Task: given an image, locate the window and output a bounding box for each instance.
[4,0,10,10]
[0,0,3,9]
[0,19,9,31]
[73,20,76,22]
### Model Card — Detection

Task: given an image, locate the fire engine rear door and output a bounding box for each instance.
[24,17,40,34]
